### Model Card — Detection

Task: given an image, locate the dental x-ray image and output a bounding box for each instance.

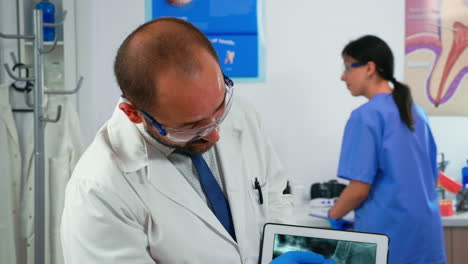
[273,234,377,264]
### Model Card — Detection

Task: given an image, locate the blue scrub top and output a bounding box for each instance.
[338,93,446,264]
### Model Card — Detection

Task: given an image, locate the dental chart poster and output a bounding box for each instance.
[405,0,468,115]
[146,0,265,81]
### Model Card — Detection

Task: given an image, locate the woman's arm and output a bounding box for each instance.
[328,180,371,219]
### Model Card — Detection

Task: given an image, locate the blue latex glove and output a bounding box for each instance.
[327,210,354,230]
[269,251,336,264]
[328,217,354,230]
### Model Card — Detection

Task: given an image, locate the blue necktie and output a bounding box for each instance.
[189,153,236,241]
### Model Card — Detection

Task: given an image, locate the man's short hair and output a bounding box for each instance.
[114,17,219,111]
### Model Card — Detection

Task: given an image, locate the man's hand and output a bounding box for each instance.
[269,251,336,264]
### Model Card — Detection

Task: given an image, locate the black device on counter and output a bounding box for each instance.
[310,180,346,199]
[456,189,468,212]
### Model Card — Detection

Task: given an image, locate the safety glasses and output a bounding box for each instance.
[138,74,234,143]
[342,62,364,74]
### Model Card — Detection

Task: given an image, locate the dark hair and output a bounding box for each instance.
[342,35,415,131]
[114,17,219,111]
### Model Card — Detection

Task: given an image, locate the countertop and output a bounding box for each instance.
[291,205,468,228]
[291,205,332,228]
[442,211,468,227]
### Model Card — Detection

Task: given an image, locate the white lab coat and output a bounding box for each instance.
[15,94,84,264]
[0,84,21,264]
[61,97,294,264]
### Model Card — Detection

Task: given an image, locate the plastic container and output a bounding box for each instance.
[45,61,63,90]
[439,199,454,217]
[35,0,55,41]
[438,171,462,194]
[462,160,468,189]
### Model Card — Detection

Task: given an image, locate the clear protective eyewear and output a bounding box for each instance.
[139,74,234,143]
[342,62,364,74]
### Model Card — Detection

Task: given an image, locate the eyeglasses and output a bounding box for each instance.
[138,74,234,143]
[342,62,364,74]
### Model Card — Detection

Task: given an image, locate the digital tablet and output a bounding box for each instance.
[260,223,389,264]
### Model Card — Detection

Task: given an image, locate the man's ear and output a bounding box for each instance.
[119,102,144,124]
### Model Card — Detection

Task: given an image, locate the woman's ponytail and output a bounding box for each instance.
[391,78,415,131]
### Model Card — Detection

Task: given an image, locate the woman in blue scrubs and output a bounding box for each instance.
[328,35,446,264]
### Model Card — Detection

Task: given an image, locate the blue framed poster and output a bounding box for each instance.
[146,0,265,82]
[210,35,258,77]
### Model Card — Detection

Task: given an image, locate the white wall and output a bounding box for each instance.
[76,0,468,190]
[75,0,146,142]
[0,0,19,85]
[430,117,468,184]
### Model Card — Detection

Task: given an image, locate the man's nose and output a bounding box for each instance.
[201,127,220,143]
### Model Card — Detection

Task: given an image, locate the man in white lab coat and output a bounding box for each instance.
[61,17,328,264]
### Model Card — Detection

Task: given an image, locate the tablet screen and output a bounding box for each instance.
[273,233,377,264]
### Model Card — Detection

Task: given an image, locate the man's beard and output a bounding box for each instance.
[146,127,215,154]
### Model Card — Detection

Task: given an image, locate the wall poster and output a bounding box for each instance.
[146,0,265,81]
[405,0,468,115]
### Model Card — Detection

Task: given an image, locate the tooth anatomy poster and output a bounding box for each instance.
[405,0,468,115]
[147,0,263,80]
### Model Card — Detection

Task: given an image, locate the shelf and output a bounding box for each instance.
[24,41,64,46]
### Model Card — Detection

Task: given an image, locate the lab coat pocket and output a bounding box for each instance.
[247,177,268,221]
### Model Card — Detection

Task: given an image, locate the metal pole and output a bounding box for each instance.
[16,0,22,72]
[33,9,45,264]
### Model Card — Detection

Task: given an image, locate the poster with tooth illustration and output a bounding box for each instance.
[147,0,263,80]
[405,0,468,115]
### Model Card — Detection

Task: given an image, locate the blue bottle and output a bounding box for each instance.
[463,159,468,189]
[35,0,55,41]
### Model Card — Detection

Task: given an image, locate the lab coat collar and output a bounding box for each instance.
[107,99,149,174]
